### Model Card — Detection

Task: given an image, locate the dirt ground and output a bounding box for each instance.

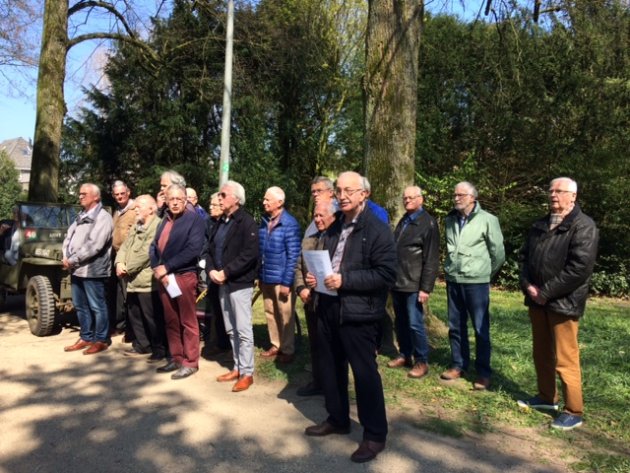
[0,296,572,473]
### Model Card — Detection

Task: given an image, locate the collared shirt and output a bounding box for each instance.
[331,215,359,273]
[399,208,424,235]
[213,216,233,269]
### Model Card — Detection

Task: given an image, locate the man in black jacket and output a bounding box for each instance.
[518,177,598,431]
[205,180,259,393]
[304,171,397,463]
[388,186,440,379]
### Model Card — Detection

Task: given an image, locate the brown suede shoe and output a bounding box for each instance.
[216,370,240,382]
[473,377,490,390]
[83,341,108,355]
[387,356,412,369]
[408,362,429,379]
[64,339,92,352]
[232,375,254,392]
[440,367,464,380]
[260,346,279,358]
[350,440,386,463]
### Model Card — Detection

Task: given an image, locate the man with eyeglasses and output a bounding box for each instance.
[150,184,205,380]
[206,181,259,392]
[303,171,396,463]
[387,186,440,380]
[517,177,598,431]
[442,181,505,391]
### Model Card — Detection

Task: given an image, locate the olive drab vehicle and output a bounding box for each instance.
[0,202,81,336]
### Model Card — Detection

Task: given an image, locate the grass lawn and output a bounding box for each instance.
[249,283,630,472]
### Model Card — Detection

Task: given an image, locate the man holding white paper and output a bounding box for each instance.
[150,184,205,380]
[303,171,397,464]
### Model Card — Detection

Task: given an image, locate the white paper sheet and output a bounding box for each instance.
[165,273,182,298]
[303,250,337,296]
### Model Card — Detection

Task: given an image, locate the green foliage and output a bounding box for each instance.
[0,150,22,219]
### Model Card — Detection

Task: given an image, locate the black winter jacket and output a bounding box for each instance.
[392,210,440,293]
[519,204,598,318]
[205,207,259,292]
[321,207,397,323]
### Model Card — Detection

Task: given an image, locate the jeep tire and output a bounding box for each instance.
[26,275,56,336]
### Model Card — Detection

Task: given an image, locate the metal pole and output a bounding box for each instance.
[218,0,234,187]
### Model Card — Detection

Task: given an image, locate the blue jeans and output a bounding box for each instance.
[391,291,429,363]
[72,276,110,343]
[446,282,492,378]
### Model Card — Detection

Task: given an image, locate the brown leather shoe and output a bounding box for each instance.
[83,341,108,355]
[408,362,429,379]
[304,420,350,436]
[232,375,254,392]
[387,356,412,369]
[440,367,464,380]
[260,346,279,358]
[473,377,490,390]
[64,339,92,352]
[216,370,240,382]
[276,352,294,364]
[350,440,386,463]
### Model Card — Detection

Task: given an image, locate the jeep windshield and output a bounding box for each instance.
[18,203,80,230]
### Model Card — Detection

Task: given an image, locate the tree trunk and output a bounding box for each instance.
[364,0,422,224]
[28,0,68,202]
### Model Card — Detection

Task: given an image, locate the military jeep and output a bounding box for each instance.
[0,202,81,336]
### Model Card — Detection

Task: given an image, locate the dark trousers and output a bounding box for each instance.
[127,291,167,358]
[159,272,200,368]
[317,295,388,442]
[304,302,322,388]
[206,283,230,349]
[446,282,492,377]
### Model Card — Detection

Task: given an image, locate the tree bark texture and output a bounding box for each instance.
[29,0,68,202]
[364,0,422,224]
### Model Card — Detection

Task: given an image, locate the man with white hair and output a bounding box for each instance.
[258,186,302,363]
[157,170,186,217]
[62,183,114,355]
[518,177,598,431]
[186,187,209,220]
[206,180,259,392]
[442,181,505,390]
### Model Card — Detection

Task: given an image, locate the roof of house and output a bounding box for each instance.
[0,137,33,170]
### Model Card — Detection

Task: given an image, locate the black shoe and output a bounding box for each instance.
[156,361,180,373]
[123,347,149,357]
[147,354,166,364]
[350,440,386,463]
[304,421,350,436]
[297,382,323,397]
[171,366,198,380]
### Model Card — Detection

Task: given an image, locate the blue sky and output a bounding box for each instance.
[0,0,487,143]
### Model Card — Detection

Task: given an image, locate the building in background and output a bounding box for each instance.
[0,137,32,192]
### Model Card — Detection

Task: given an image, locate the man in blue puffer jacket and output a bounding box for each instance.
[258,186,302,363]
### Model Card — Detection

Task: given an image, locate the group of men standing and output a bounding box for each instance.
[59,170,598,463]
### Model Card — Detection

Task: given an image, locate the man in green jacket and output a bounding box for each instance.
[441,181,505,390]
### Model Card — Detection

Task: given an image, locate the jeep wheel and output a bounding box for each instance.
[26,275,56,336]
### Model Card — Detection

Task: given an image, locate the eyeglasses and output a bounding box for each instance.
[453,193,471,199]
[334,188,363,197]
[218,192,228,199]
[209,203,220,208]
[311,188,330,196]
[548,189,573,195]
[402,195,420,201]
[168,197,186,203]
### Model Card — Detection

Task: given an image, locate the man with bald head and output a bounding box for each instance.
[258,186,302,363]
[388,186,440,379]
[62,183,114,355]
[518,177,598,431]
[304,171,396,463]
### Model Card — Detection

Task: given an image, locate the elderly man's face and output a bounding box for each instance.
[453,184,475,214]
[79,185,98,211]
[311,182,334,205]
[402,188,423,213]
[334,173,365,215]
[263,191,283,216]
[548,180,576,213]
[209,197,222,218]
[186,189,198,206]
[313,203,335,232]
[167,188,187,216]
[160,176,171,193]
[134,198,154,223]
[219,185,239,215]
[113,185,130,207]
